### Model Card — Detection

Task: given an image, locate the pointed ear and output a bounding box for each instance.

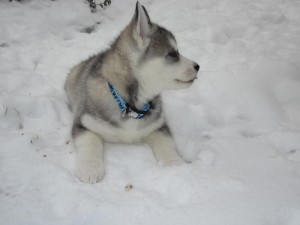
[134,2,152,39]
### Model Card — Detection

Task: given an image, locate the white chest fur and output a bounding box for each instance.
[81,114,164,143]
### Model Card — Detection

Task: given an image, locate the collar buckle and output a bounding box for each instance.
[108,82,151,119]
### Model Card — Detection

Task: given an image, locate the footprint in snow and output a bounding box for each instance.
[286,149,300,162]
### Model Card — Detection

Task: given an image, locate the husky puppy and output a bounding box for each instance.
[65,2,199,183]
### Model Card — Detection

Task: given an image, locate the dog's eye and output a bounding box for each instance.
[167,51,178,58]
[166,51,179,62]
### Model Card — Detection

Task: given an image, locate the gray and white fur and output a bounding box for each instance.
[65,2,199,183]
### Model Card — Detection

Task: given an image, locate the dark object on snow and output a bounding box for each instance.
[86,0,111,12]
[80,25,96,34]
[0,43,9,48]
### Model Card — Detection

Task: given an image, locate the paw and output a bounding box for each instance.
[75,161,104,183]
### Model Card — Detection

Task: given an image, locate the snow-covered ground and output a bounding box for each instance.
[1,0,300,224]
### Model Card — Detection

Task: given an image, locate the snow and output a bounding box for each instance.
[1,0,300,224]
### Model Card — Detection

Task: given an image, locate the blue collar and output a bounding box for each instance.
[108,82,151,119]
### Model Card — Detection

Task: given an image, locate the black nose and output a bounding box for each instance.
[194,63,200,72]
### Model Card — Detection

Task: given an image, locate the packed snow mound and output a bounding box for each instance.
[1,0,300,225]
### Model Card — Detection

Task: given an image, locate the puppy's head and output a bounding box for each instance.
[128,2,199,92]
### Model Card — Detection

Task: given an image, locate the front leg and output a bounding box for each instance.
[72,124,105,183]
[144,125,184,166]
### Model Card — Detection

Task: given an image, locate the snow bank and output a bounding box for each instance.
[0,0,300,225]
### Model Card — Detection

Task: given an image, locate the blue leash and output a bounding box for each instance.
[108,82,151,119]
